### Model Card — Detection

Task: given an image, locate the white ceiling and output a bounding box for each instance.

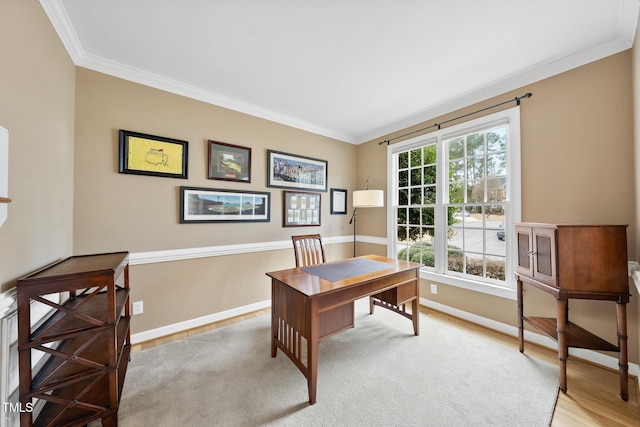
[41,0,638,144]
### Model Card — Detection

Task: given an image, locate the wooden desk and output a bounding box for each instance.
[266,255,421,404]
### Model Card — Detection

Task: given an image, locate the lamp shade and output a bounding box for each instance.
[353,189,384,208]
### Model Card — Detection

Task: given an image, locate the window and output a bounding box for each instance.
[388,107,521,295]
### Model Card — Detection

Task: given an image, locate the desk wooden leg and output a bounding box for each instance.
[517,279,524,353]
[308,299,319,405]
[270,281,277,357]
[411,297,419,336]
[556,299,568,393]
[616,302,629,401]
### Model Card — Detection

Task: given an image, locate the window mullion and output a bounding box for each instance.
[435,136,447,274]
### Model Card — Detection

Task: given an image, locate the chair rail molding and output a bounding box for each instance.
[129,235,388,265]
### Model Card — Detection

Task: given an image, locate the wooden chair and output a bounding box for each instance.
[291,234,326,267]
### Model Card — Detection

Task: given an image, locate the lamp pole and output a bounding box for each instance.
[349,208,357,257]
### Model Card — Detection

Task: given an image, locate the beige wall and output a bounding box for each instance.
[73,69,357,333]
[358,51,638,363]
[632,16,640,382]
[3,0,638,366]
[0,0,76,290]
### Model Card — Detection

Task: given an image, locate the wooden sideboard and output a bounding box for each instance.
[514,223,630,400]
[17,252,131,426]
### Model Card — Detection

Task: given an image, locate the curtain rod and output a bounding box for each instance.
[378,92,532,145]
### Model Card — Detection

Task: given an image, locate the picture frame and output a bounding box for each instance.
[267,150,328,192]
[180,186,270,223]
[283,191,321,227]
[119,130,188,179]
[208,140,251,182]
[330,188,347,214]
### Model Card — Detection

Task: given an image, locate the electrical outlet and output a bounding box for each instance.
[430,284,438,294]
[132,301,144,315]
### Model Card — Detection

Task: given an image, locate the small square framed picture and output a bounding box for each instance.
[208,140,251,182]
[283,191,321,227]
[330,188,347,214]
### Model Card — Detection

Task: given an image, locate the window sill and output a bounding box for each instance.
[420,269,517,300]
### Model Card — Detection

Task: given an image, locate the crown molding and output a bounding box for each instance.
[75,52,357,144]
[39,0,83,62]
[356,29,637,144]
[41,0,638,146]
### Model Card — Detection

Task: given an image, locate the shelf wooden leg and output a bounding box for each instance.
[616,302,629,401]
[101,413,118,427]
[556,298,568,393]
[517,279,524,353]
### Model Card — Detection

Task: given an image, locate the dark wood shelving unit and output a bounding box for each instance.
[514,223,629,400]
[17,252,131,426]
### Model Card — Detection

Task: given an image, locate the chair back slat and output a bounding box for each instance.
[291,234,326,267]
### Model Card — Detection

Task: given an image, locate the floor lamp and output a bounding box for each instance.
[349,178,384,257]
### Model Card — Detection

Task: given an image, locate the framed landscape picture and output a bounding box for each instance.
[208,140,251,182]
[267,150,327,192]
[283,190,321,227]
[119,130,188,179]
[180,186,270,223]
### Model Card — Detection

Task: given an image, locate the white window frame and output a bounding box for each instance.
[387,107,521,299]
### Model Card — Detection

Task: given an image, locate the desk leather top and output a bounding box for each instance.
[265,254,421,297]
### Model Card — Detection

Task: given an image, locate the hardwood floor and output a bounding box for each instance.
[429,309,640,426]
[131,306,640,426]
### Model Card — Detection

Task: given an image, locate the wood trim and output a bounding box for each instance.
[129,235,388,265]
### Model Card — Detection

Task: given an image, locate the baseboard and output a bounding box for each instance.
[421,297,640,378]
[130,299,271,344]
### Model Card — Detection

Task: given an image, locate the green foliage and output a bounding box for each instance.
[396,126,509,282]
[397,144,456,242]
[398,243,505,281]
[447,252,505,281]
[398,244,435,267]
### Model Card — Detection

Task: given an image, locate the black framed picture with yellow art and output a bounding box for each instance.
[119,129,188,179]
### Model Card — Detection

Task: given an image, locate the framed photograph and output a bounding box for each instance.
[208,140,251,182]
[283,191,321,227]
[119,130,188,179]
[180,186,270,223]
[330,188,347,214]
[267,150,327,192]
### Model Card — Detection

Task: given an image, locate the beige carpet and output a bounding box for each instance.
[114,300,559,426]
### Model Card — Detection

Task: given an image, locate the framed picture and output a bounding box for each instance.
[283,191,321,227]
[119,130,188,179]
[330,188,347,214]
[180,186,270,223]
[267,150,327,192]
[208,140,251,182]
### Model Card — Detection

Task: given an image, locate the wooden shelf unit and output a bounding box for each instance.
[17,252,131,427]
[514,223,630,400]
